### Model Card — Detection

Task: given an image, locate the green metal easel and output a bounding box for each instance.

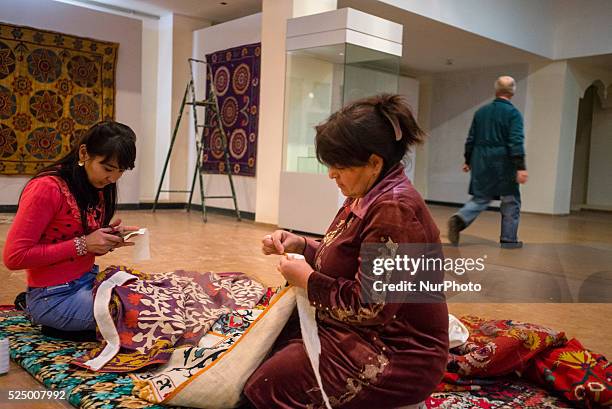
[152,58,241,222]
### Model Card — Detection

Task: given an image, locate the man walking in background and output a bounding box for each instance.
[448,76,528,248]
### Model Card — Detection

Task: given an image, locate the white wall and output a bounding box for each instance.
[379,0,612,61]
[398,75,419,182]
[570,86,595,208]
[538,62,612,214]
[379,0,555,58]
[139,18,160,202]
[425,65,528,204]
[553,0,612,59]
[587,97,612,206]
[191,13,262,213]
[0,0,142,205]
[413,75,432,196]
[553,63,582,214]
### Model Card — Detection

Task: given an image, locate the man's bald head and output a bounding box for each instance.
[495,76,516,98]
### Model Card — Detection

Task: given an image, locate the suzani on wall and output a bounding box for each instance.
[0,22,118,175]
[202,43,260,177]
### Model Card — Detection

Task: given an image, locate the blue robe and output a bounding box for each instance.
[465,98,525,198]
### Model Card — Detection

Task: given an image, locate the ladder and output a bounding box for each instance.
[152,58,241,222]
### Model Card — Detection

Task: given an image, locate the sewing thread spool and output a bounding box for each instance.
[0,337,9,375]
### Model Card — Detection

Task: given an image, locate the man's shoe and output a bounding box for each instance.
[500,241,523,249]
[448,215,465,246]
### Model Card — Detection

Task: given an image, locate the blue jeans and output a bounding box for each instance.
[456,195,521,242]
[26,265,98,331]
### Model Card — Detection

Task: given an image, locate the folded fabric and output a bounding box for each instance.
[447,315,567,377]
[525,338,612,408]
[74,265,265,372]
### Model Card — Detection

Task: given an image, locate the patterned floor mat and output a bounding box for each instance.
[0,312,577,408]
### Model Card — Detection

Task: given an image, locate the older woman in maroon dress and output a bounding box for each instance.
[244,94,448,409]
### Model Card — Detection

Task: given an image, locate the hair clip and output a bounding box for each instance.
[381,110,402,141]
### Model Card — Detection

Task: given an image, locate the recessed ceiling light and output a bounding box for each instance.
[339,52,344,56]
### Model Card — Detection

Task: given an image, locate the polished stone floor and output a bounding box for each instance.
[0,206,611,407]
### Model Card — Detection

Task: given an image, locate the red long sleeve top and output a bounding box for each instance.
[3,176,103,287]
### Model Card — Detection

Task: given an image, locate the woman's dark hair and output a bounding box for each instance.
[30,121,136,233]
[315,93,425,175]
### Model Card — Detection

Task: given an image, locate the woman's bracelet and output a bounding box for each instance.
[301,236,307,254]
[74,235,88,257]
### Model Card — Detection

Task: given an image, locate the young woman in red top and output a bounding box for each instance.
[246,95,448,409]
[3,121,138,334]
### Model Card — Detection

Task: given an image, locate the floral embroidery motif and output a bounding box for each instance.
[556,350,597,370]
[74,266,265,372]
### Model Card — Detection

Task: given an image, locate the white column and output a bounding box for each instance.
[292,0,337,18]
[139,18,161,202]
[154,14,175,203]
[168,14,211,202]
[255,0,337,224]
[522,61,580,215]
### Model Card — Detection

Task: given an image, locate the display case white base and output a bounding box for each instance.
[278,171,345,235]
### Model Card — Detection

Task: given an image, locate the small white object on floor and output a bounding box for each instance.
[129,228,150,262]
[288,253,332,409]
[0,337,9,374]
[448,314,470,348]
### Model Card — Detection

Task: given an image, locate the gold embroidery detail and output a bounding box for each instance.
[313,353,389,408]
[377,236,399,258]
[315,215,354,270]
[317,303,385,324]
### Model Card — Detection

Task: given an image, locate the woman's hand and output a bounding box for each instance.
[278,255,313,289]
[84,227,126,255]
[262,230,305,255]
[109,218,140,236]
[108,218,139,249]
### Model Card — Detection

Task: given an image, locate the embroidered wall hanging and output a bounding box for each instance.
[202,43,260,177]
[0,22,118,175]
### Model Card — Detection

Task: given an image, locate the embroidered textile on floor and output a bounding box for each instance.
[74,266,265,372]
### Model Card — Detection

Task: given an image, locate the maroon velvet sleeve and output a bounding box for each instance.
[307,199,428,326]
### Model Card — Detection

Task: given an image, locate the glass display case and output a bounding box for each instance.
[279,8,403,234]
[283,44,400,174]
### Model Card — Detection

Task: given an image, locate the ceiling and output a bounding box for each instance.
[72,0,553,74]
[339,0,548,75]
[74,0,262,23]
